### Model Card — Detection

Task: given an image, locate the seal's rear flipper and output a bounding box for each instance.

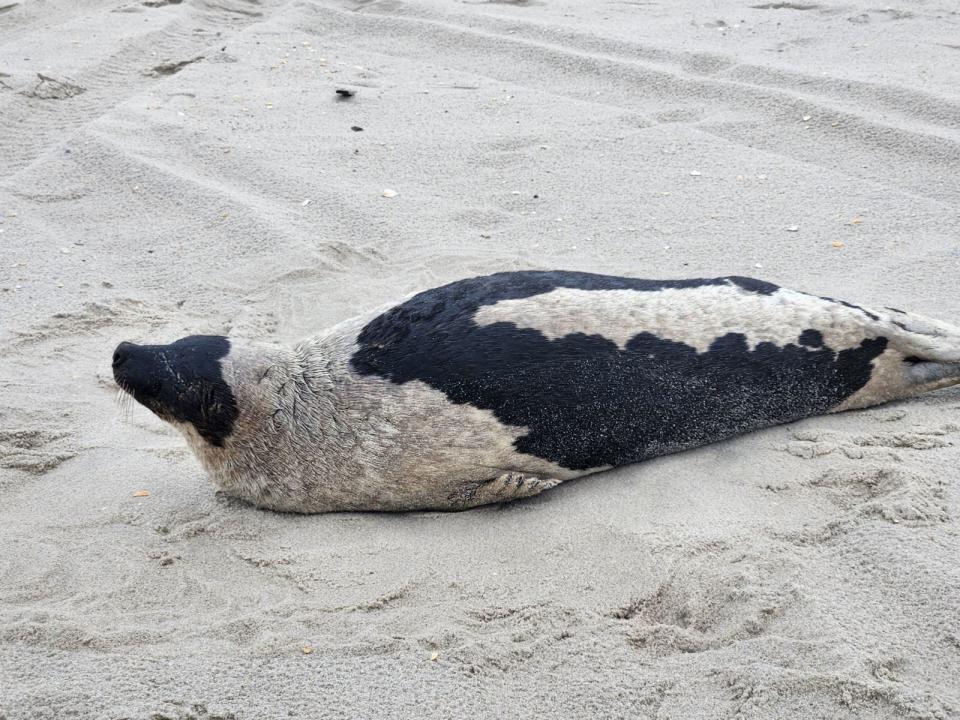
[904,358,960,391]
[839,310,960,411]
[887,309,960,393]
[885,310,960,363]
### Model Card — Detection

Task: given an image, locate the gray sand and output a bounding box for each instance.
[2,0,960,717]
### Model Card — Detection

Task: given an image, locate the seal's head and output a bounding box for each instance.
[113,335,320,507]
[112,335,241,446]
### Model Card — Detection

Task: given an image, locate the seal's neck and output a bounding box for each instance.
[186,341,350,510]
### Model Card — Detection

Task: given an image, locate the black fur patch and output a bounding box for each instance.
[817,295,879,321]
[351,271,886,471]
[727,275,780,295]
[113,335,238,446]
[799,329,824,347]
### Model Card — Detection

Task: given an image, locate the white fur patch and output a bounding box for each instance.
[472,284,867,353]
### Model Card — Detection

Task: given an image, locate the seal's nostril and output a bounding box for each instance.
[113,342,133,368]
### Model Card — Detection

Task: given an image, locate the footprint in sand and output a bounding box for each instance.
[609,547,802,657]
[0,426,77,476]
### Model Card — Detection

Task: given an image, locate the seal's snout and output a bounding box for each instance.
[112,341,162,401]
[112,341,135,369]
[112,341,147,383]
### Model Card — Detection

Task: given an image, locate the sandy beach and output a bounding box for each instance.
[2,0,960,717]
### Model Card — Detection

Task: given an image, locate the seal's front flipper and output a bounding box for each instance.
[450,472,563,509]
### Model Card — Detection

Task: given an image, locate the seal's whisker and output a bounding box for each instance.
[115,387,135,420]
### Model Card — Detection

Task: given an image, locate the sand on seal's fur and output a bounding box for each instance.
[1,0,959,717]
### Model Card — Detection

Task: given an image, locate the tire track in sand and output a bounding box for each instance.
[296,0,960,206]
[0,0,291,179]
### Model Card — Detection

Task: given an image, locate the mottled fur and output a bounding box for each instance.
[116,274,960,513]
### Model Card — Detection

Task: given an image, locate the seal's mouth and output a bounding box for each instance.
[111,336,239,446]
